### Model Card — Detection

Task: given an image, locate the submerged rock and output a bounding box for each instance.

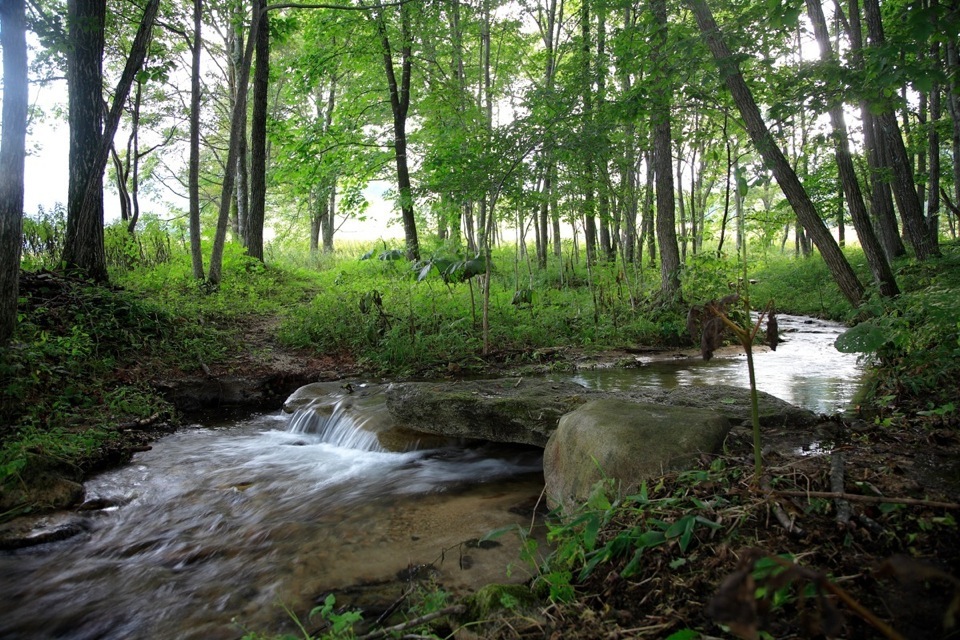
[543,399,732,512]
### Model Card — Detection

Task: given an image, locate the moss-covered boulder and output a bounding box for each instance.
[543,399,732,512]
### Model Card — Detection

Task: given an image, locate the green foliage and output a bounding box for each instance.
[748,251,860,320]
[531,473,726,604]
[837,244,960,416]
[20,205,66,270]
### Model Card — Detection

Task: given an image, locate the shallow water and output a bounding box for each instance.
[565,314,863,415]
[0,315,862,639]
[0,416,545,639]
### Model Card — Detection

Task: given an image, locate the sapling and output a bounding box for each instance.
[697,296,779,481]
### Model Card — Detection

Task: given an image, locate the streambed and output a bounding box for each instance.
[0,315,862,639]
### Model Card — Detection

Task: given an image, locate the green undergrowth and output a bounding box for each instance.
[836,242,960,420]
[277,243,691,376]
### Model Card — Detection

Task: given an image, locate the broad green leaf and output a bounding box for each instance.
[835,320,889,353]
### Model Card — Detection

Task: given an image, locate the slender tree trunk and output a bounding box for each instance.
[189,0,204,279]
[246,0,269,261]
[925,1,942,246]
[688,0,865,307]
[374,1,419,260]
[110,145,131,223]
[581,0,598,263]
[209,5,259,285]
[652,0,681,300]
[947,33,960,237]
[862,0,939,259]
[127,81,143,234]
[806,0,898,296]
[0,0,27,344]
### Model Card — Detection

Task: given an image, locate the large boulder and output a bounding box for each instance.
[543,399,732,512]
[385,380,596,447]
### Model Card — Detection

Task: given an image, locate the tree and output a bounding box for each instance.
[688,0,866,307]
[804,0,898,297]
[246,0,269,261]
[208,2,259,285]
[0,0,28,344]
[63,0,107,280]
[189,0,204,279]
[63,0,161,281]
[861,0,939,260]
[370,0,419,261]
[650,0,681,300]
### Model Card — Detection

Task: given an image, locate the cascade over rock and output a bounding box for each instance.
[543,399,732,512]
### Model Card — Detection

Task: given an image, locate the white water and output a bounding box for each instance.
[0,414,544,640]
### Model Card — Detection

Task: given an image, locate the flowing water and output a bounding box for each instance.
[0,315,862,640]
[564,314,863,415]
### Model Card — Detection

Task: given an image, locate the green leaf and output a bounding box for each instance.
[835,320,889,353]
[664,630,700,640]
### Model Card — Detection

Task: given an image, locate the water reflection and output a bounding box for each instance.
[566,315,862,415]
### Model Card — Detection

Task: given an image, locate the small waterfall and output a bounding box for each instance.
[287,403,387,452]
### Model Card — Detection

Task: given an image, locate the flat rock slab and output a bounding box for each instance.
[285,379,816,450]
[385,380,596,447]
[543,399,732,512]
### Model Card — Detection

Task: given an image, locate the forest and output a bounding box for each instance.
[1,0,960,637]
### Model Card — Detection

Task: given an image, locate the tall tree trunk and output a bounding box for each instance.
[862,0,939,259]
[843,0,905,259]
[925,0,942,247]
[189,0,205,280]
[688,0,865,307]
[0,0,27,344]
[947,31,960,237]
[64,0,160,281]
[651,0,680,299]
[209,5,259,285]
[581,0,598,263]
[126,80,143,234]
[806,0,898,296]
[64,0,106,280]
[374,1,419,260]
[246,0,269,261]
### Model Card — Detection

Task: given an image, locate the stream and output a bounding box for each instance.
[0,315,862,640]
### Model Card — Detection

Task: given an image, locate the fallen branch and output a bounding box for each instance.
[761,477,804,536]
[767,489,960,510]
[119,412,164,430]
[358,604,466,640]
[830,451,852,527]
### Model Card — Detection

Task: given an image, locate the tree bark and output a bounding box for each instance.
[688,0,865,307]
[374,0,419,260]
[862,0,939,259]
[189,0,205,280]
[0,0,28,344]
[246,0,269,261]
[806,0,898,296]
[64,0,107,280]
[651,0,681,299]
[947,32,960,238]
[209,4,260,285]
[64,0,160,281]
